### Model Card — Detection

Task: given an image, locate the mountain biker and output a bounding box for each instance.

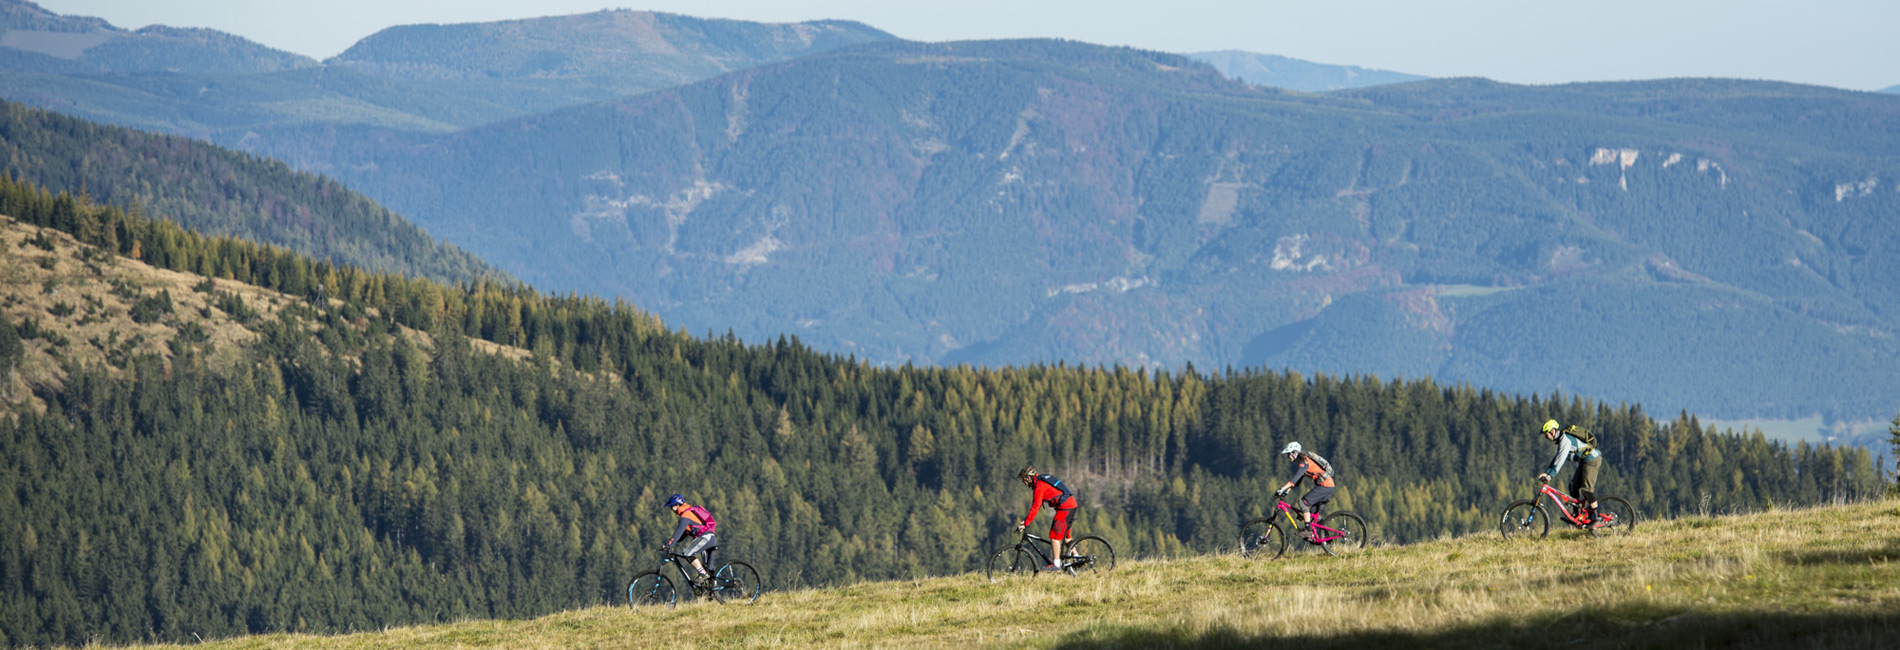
[1273,442,1336,541]
[660,493,719,585]
[1016,465,1079,571]
[1537,419,1604,526]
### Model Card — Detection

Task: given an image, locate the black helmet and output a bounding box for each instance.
[664,493,685,508]
[1017,466,1037,481]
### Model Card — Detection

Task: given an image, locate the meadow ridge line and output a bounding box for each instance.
[116,500,1898,649]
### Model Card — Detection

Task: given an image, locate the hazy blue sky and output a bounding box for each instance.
[33,0,1900,90]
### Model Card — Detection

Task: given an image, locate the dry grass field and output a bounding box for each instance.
[112,499,1898,649]
[0,216,300,410]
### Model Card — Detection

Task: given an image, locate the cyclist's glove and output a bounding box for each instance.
[1015,523,1027,533]
[1274,488,1290,497]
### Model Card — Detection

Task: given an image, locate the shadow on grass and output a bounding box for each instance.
[1050,604,1900,650]
[1778,538,1900,567]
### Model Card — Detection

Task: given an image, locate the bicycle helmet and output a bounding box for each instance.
[1018,466,1038,481]
[1542,419,1560,434]
[1280,442,1302,457]
[664,493,685,508]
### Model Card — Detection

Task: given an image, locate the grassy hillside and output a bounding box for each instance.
[119,500,1900,649]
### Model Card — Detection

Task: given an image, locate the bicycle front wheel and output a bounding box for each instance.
[986,545,1036,582]
[628,571,676,608]
[1590,497,1637,537]
[712,561,763,604]
[1317,512,1368,556]
[1499,500,1550,541]
[1063,536,1115,574]
[1240,518,1287,559]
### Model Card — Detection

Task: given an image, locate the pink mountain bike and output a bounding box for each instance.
[1240,497,1368,559]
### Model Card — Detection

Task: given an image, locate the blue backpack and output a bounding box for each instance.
[1037,474,1075,508]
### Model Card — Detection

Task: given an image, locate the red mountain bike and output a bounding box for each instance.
[1239,497,1368,559]
[1499,478,1637,540]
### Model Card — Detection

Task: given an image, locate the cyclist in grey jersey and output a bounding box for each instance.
[1535,419,1603,524]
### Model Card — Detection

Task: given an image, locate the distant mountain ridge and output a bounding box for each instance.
[1186,50,1426,91]
[0,2,895,138]
[279,40,1900,420]
[1881,84,1900,94]
[0,0,315,74]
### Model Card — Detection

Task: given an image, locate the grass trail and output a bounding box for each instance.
[137,500,1899,649]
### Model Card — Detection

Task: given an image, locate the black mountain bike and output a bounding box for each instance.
[627,547,762,608]
[986,531,1115,581]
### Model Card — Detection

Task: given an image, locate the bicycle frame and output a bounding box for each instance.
[654,549,711,588]
[1013,532,1061,566]
[1534,482,1591,526]
[1273,498,1348,545]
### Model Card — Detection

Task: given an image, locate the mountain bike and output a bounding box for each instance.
[1239,496,1368,559]
[986,531,1116,581]
[627,546,762,608]
[1499,478,1637,540]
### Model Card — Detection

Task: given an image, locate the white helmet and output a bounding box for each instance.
[1280,442,1302,456]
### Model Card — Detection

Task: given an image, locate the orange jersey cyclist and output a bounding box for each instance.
[660,493,719,585]
[1015,466,1079,571]
[1273,442,1338,540]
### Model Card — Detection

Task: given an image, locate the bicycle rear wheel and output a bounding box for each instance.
[1239,518,1287,559]
[628,571,676,608]
[1063,536,1115,574]
[712,561,763,604]
[1499,500,1549,541]
[1589,497,1637,538]
[986,545,1037,582]
[1316,512,1368,556]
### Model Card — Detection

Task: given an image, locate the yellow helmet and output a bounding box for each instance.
[1542,419,1560,434]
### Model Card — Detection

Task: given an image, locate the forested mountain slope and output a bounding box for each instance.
[0,2,893,138]
[274,39,1900,420]
[0,100,503,284]
[1187,50,1426,91]
[0,174,1882,647]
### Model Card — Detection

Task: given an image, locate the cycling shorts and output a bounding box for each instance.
[678,533,717,558]
[1300,486,1335,514]
[1049,506,1076,540]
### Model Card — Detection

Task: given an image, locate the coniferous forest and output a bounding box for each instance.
[0,175,1887,647]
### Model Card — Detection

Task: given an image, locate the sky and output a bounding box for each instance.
[31,0,1900,91]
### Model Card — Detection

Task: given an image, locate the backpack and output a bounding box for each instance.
[1037,474,1075,508]
[1564,426,1597,456]
[684,505,717,536]
[1301,452,1335,482]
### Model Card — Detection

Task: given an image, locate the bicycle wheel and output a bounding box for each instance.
[1589,497,1637,538]
[986,545,1037,582]
[627,571,676,608]
[1316,512,1368,556]
[712,561,763,604]
[1062,536,1115,574]
[1499,500,1550,541]
[1239,518,1287,559]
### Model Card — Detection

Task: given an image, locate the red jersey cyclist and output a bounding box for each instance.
[1015,466,1079,571]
